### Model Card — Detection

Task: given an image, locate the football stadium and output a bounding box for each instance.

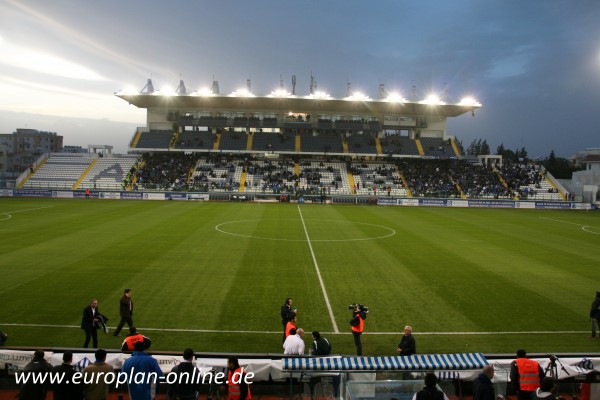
[1,78,599,399]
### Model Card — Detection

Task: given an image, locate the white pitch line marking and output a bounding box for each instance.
[297,206,339,333]
[541,217,600,234]
[0,323,587,336]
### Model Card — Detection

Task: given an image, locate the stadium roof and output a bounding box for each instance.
[115,93,481,118]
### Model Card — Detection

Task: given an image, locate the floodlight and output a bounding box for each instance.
[420,94,445,105]
[306,90,331,100]
[229,88,255,97]
[192,87,214,96]
[458,97,481,107]
[345,91,371,101]
[270,88,292,97]
[385,92,407,103]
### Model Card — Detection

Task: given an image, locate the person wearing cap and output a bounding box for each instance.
[83,349,114,400]
[589,291,600,339]
[510,349,544,400]
[114,288,133,336]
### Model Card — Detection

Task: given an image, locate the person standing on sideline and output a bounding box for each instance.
[281,297,296,343]
[121,326,152,351]
[396,325,416,355]
[310,331,332,356]
[81,298,105,348]
[226,356,251,400]
[283,328,305,355]
[473,365,496,400]
[285,314,298,339]
[122,341,163,400]
[83,349,114,400]
[350,304,367,355]
[114,288,133,336]
[510,349,544,400]
[590,291,600,338]
[51,351,84,400]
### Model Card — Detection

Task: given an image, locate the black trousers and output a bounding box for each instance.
[83,327,98,348]
[352,331,362,355]
[114,316,133,335]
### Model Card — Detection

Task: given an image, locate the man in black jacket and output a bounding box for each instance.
[52,351,84,400]
[310,331,332,356]
[397,325,416,355]
[413,372,448,400]
[19,349,53,400]
[590,291,600,338]
[281,297,296,343]
[473,365,496,400]
[114,288,133,336]
[81,298,106,348]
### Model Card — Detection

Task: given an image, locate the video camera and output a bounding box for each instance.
[349,304,369,313]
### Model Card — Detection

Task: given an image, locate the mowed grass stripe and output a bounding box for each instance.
[0,198,599,355]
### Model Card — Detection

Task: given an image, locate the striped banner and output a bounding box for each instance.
[283,353,488,371]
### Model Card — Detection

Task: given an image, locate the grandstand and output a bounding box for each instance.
[14,77,572,203]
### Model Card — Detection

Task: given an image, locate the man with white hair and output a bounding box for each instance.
[396,325,416,355]
[283,328,305,355]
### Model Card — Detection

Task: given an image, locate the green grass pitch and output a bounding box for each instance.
[1,197,599,356]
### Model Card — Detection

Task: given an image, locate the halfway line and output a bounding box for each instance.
[297,205,339,333]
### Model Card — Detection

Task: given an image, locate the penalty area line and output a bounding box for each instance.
[0,323,587,336]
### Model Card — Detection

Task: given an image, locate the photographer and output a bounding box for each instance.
[349,304,368,355]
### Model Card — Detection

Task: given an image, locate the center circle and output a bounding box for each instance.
[215,219,396,242]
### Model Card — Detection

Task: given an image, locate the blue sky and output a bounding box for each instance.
[0,0,599,156]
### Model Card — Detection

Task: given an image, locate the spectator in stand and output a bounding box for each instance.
[472,365,496,400]
[412,372,449,400]
[51,351,84,400]
[83,349,114,400]
[122,341,163,400]
[167,348,202,400]
[19,349,52,400]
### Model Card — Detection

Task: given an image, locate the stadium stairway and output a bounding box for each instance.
[544,172,567,200]
[375,137,383,155]
[342,138,349,153]
[213,133,221,150]
[455,182,467,199]
[294,162,300,177]
[451,138,462,158]
[493,167,517,199]
[239,171,248,192]
[127,160,144,190]
[295,134,301,152]
[398,168,413,197]
[16,156,48,189]
[129,130,142,148]
[415,139,425,156]
[73,158,97,189]
[347,172,356,194]
[170,130,180,150]
[246,133,253,151]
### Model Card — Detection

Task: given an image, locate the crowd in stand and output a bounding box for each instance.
[128,153,558,200]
